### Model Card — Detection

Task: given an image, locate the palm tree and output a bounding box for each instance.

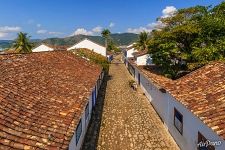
[101,29,111,49]
[134,31,149,51]
[13,32,34,53]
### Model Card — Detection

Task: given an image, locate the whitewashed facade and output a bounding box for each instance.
[32,44,54,52]
[135,54,152,66]
[126,48,138,58]
[68,39,106,57]
[122,43,138,66]
[69,71,105,150]
[126,62,225,150]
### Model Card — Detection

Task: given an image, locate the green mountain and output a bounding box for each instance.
[0,40,13,50]
[0,33,138,50]
[110,33,139,45]
[0,39,42,51]
[41,33,138,46]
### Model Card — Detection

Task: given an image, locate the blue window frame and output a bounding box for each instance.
[174,108,183,135]
[76,119,82,145]
[92,90,95,107]
[85,103,89,121]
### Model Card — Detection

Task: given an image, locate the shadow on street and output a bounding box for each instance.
[81,73,111,150]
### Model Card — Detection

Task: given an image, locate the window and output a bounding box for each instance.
[138,73,140,85]
[76,119,82,145]
[174,108,183,134]
[85,103,89,121]
[198,132,215,150]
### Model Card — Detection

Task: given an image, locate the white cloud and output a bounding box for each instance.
[37,24,41,28]
[127,27,151,34]
[0,32,8,38]
[162,6,177,18]
[37,29,48,34]
[36,29,63,36]
[147,21,165,30]
[126,6,177,34]
[0,26,21,39]
[48,31,63,35]
[109,22,115,28]
[71,28,93,36]
[71,26,104,36]
[0,26,21,32]
[92,26,103,33]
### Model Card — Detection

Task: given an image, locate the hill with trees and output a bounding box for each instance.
[0,33,138,50]
[41,33,138,46]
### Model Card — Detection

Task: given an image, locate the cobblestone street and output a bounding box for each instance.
[82,55,179,150]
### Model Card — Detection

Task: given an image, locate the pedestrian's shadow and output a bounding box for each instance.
[81,73,112,150]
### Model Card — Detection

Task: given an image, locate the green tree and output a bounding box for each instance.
[107,39,120,52]
[148,2,225,78]
[13,32,34,53]
[192,2,225,62]
[134,31,150,51]
[101,29,111,49]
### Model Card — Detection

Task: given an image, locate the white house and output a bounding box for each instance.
[133,51,152,66]
[124,43,137,58]
[126,61,225,150]
[126,47,138,58]
[68,38,106,57]
[122,43,138,66]
[126,42,136,49]
[32,44,67,52]
[32,44,54,52]
[123,47,137,67]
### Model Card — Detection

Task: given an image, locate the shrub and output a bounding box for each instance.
[71,48,110,73]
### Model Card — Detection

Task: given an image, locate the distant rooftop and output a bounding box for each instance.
[34,43,68,51]
[133,51,148,57]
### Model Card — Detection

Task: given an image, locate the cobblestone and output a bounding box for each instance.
[82,55,179,150]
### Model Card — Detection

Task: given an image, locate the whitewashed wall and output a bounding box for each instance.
[69,71,104,150]
[68,39,106,57]
[136,54,152,66]
[167,95,225,150]
[68,95,91,150]
[130,64,225,150]
[126,48,138,58]
[32,44,54,52]
[134,69,168,122]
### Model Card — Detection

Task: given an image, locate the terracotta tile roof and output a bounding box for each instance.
[136,65,173,89]
[133,51,148,57]
[2,49,16,54]
[126,43,136,49]
[106,51,113,55]
[132,61,225,140]
[126,47,135,51]
[169,62,225,139]
[42,44,68,51]
[0,51,102,149]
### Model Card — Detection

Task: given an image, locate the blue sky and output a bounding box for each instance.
[0,0,223,40]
